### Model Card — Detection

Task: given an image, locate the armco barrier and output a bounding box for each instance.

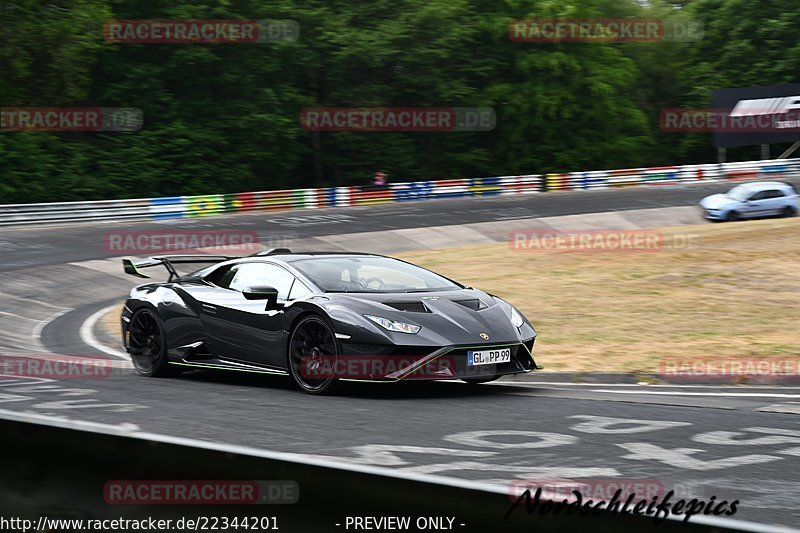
[0,411,769,533]
[1,159,798,226]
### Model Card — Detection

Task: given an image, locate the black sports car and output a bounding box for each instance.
[121,249,540,394]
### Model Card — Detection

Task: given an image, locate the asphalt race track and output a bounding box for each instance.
[2,179,800,530]
[4,176,800,271]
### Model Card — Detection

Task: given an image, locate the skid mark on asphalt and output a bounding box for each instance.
[0,374,147,413]
[0,291,72,353]
[757,402,800,414]
[568,415,692,434]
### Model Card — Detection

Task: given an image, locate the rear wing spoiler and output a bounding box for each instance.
[122,255,239,282]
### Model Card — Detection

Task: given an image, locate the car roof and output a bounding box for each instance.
[241,251,383,263]
[733,181,793,190]
[193,252,388,283]
[284,253,381,262]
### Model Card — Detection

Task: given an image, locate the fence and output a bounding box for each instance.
[1,159,798,226]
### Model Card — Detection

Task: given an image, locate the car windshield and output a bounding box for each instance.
[726,185,753,201]
[291,256,461,293]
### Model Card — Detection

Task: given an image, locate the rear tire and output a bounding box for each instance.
[127,308,173,377]
[287,316,340,394]
[783,206,796,218]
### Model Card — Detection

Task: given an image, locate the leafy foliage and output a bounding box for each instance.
[0,0,797,202]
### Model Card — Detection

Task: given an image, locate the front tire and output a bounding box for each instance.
[725,210,739,222]
[288,316,339,394]
[127,308,172,377]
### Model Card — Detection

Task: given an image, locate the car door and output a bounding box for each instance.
[740,190,771,218]
[199,262,298,367]
[763,189,787,215]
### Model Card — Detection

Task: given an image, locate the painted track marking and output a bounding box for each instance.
[79,305,131,362]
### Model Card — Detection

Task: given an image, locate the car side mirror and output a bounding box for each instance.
[243,286,283,310]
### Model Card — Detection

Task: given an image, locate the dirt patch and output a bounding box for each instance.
[398,218,800,372]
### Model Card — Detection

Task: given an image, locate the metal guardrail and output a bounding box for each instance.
[1,159,798,226]
[542,159,800,191]
[0,176,542,226]
[0,411,784,533]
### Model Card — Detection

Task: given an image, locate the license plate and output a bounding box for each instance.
[467,348,511,366]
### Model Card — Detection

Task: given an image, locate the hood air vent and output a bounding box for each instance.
[453,299,487,311]
[383,301,430,313]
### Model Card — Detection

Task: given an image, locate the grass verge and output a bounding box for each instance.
[399,218,800,372]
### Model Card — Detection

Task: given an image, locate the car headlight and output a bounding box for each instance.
[510,307,524,328]
[364,314,422,334]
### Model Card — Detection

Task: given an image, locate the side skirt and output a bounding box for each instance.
[168,360,289,376]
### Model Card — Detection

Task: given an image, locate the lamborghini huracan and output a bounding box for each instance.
[121,249,540,394]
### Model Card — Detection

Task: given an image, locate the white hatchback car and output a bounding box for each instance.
[699,181,799,222]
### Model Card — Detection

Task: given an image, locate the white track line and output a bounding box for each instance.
[500,381,800,389]
[590,389,800,399]
[32,308,72,341]
[79,305,130,361]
